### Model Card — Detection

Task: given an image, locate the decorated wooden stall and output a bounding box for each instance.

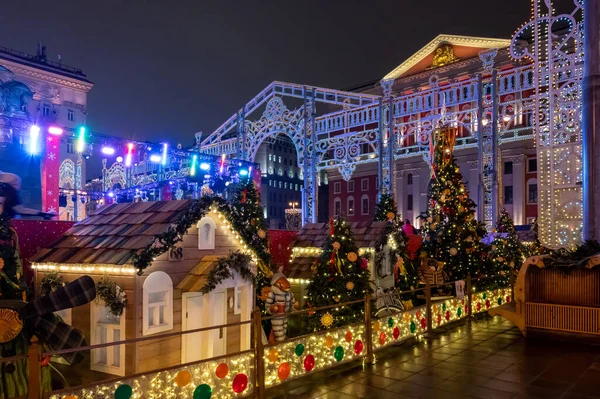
[30,197,270,384]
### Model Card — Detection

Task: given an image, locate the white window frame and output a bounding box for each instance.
[334,182,341,194]
[361,194,370,215]
[42,104,50,117]
[334,197,341,216]
[67,109,74,122]
[90,300,126,376]
[347,180,354,193]
[361,178,369,191]
[198,216,216,250]
[234,286,242,315]
[347,196,355,216]
[143,271,173,336]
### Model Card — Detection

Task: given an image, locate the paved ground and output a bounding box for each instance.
[266,315,600,399]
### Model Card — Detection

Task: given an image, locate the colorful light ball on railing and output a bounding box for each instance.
[334,346,344,361]
[114,384,133,399]
[215,363,229,378]
[345,331,353,343]
[420,318,427,330]
[442,302,447,311]
[295,343,305,357]
[482,292,487,300]
[304,354,315,372]
[278,362,291,380]
[404,313,410,323]
[232,374,248,394]
[445,311,450,321]
[497,297,503,305]
[476,302,481,311]
[194,384,212,399]
[485,300,491,309]
[325,336,334,348]
[506,296,511,303]
[457,307,462,317]
[373,321,381,332]
[437,313,442,326]
[416,310,421,319]
[379,332,386,345]
[409,321,416,334]
[175,370,192,387]
[393,327,400,340]
[63,396,78,399]
[354,340,363,354]
[387,317,394,328]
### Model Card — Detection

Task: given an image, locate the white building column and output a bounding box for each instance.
[467,160,479,207]
[507,155,526,225]
[396,171,405,219]
[412,171,421,226]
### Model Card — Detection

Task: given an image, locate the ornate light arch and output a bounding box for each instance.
[59,159,75,189]
[104,161,127,191]
[244,97,305,164]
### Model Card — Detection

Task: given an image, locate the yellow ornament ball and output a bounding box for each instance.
[175,370,192,387]
[258,229,266,239]
[347,252,358,262]
[386,211,395,220]
[346,281,355,291]
[267,349,279,363]
[373,321,381,332]
[325,335,334,348]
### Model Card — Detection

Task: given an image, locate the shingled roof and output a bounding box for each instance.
[30,200,194,266]
[287,220,389,279]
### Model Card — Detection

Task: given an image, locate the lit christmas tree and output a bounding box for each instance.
[305,217,372,331]
[421,128,488,280]
[374,193,398,222]
[489,209,525,274]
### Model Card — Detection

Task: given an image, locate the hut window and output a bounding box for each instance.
[143,271,173,336]
[198,216,216,250]
[90,300,125,376]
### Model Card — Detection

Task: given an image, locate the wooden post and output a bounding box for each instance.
[364,295,375,364]
[466,274,472,319]
[252,310,265,399]
[510,271,515,303]
[27,337,41,399]
[425,280,432,335]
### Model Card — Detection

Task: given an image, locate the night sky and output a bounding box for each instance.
[0,0,529,146]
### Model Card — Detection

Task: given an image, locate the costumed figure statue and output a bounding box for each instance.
[265,272,299,342]
[0,172,54,219]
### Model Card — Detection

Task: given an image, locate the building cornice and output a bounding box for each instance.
[0,59,93,92]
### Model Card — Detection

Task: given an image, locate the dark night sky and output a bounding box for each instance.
[0,0,529,145]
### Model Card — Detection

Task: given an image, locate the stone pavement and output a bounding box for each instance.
[266,315,600,399]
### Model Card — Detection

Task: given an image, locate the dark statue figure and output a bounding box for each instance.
[0,81,34,117]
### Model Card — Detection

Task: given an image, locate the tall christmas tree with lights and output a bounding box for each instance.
[305,217,372,331]
[374,193,398,222]
[489,209,525,274]
[421,128,488,280]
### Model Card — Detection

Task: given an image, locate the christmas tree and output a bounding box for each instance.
[305,217,372,331]
[374,193,398,222]
[421,128,488,281]
[489,209,525,274]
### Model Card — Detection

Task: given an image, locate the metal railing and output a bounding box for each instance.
[21,274,511,399]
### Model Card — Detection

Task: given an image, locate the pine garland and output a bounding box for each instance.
[96,277,127,317]
[543,241,600,270]
[39,271,65,296]
[200,252,254,294]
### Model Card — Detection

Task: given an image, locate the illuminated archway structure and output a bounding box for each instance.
[199,1,586,248]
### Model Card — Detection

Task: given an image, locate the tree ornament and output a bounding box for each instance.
[346,281,355,290]
[333,295,341,302]
[278,362,291,380]
[257,229,266,239]
[347,252,358,262]
[393,327,400,340]
[114,385,133,399]
[241,189,247,204]
[295,344,305,357]
[386,211,395,221]
[332,241,341,251]
[379,332,386,345]
[449,248,458,256]
[360,258,369,269]
[334,346,344,361]
[232,374,248,394]
[325,335,334,348]
[345,331,353,343]
[193,384,212,399]
[216,362,229,378]
[329,218,335,236]
[304,354,315,371]
[175,370,192,387]
[354,340,364,354]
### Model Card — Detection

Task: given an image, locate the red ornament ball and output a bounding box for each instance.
[360,258,369,269]
[232,373,248,394]
[215,363,229,379]
[354,340,364,355]
[304,354,315,372]
[393,327,400,340]
[379,332,386,345]
[485,299,491,309]
[476,302,481,311]
[278,362,291,380]
[445,311,450,321]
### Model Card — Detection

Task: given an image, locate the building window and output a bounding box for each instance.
[504,185,514,205]
[295,184,298,191]
[407,194,413,211]
[334,198,341,216]
[347,197,355,216]
[407,173,413,185]
[67,109,74,122]
[361,178,369,191]
[279,181,282,188]
[66,142,74,154]
[268,167,273,175]
[143,271,173,336]
[268,154,272,161]
[268,180,272,187]
[361,195,370,215]
[278,156,282,163]
[90,301,126,376]
[504,161,513,175]
[42,104,50,117]
[528,158,537,172]
[198,216,216,250]
[528,180,538,204]
[347,180,354,192]
[288,170,294,178]
[334,182,341,194]
[284,182,288,189]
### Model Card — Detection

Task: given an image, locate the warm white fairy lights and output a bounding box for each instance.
[31,263,137,274]
[212,208,259,264]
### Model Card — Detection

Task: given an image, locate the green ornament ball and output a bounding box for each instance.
[442,303,447,311]
[387,317,394,328]
[114,384,133,399]
[194,384,212,399]
[457,307,462,317]
[410,321,416,334]
[334,346,344,362]
[497,297,502,306]
[482,293,487,300]
[295,343,305,357]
